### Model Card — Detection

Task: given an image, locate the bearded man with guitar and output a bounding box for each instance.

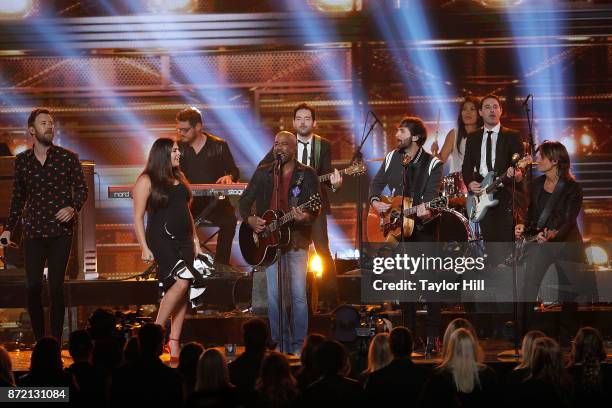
[514,141,584,343]
[239,131,321,354]
[369,116,444,346]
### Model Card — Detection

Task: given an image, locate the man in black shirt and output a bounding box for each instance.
[175,107,240,267]
[0,108,88,341]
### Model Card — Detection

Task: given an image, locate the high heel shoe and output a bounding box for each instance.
[165,338,181,363]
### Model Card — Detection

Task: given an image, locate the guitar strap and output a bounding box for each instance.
[313,135,321,172]
[536,178,566,230]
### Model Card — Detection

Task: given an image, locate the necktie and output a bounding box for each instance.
[486,130,493,172]
[299,141,309,165]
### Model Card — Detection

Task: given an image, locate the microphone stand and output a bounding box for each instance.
[353,113,379,267]
[273,155,285,353]
[499,94,532,359]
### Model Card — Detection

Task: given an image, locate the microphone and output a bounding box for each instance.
[275,153,283,162]
[522,94,532,107]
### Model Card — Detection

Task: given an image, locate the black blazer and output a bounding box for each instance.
[300,374,364,407]
[364,357,431,406]
[525,175,583,243]
[462,126,525,186]
[259,134,333,213]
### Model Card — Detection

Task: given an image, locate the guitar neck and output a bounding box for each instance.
[319,167,351,182]
[402,201,433,217]
[275,201,312,227]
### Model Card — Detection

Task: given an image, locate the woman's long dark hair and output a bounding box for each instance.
[456,96,484,154]
[571,327,607,392]
[538,141,574,181]
[141,138,191,212]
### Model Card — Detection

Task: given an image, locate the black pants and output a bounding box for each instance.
[195,201,237,265]
[400,220,442,339]
[311,213,338,305]
[23,235,72,341]
[479,195,514,244]
[518,243,583,343]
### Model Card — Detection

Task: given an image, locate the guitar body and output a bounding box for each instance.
[366,196,415,243]
[239,209,290,267]
[466,171,499,222]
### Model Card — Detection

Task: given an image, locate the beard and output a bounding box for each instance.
[34,131,54,146]
[295,125,312,137]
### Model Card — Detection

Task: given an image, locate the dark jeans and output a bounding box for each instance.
[311,214,338,305]
[196,202,237,265]
[23,235,72,341]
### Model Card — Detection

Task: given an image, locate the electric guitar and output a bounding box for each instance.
[366,195,448,243]
[466,154,533,222]
[239,194,322,266]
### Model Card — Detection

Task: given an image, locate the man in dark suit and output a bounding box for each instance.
[462,94,525,243]
[364,327,430,406]
[259,103,342,310]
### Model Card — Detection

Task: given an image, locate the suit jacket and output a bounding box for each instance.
[364,357,431,406]
[525,175,583,243]
[238,160,321,250]
[461,126,525,186]
[259,134,333,213]
[300,374,364,407]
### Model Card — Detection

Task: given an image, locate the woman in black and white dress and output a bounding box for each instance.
[133,137,203,360]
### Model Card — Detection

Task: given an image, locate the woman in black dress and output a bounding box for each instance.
[133,138,202,360]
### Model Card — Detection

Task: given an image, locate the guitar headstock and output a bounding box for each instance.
[306,193,322,212]
[516,154,534,169]
[345,161,366,177]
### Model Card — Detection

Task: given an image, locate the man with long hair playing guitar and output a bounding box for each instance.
[369,116,444,349]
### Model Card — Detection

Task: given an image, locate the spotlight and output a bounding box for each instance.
[308,0,360,13]
[309,254,323,279]
[580,134,593,148]
[0,0,34,19]
[146,0,196,13]
[585,245,609,267]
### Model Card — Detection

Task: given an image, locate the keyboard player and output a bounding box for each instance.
[175,107,240,268]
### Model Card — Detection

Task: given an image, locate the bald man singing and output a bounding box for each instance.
[239,131,321,354]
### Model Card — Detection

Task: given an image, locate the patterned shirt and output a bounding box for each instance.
[5,145,88,239]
